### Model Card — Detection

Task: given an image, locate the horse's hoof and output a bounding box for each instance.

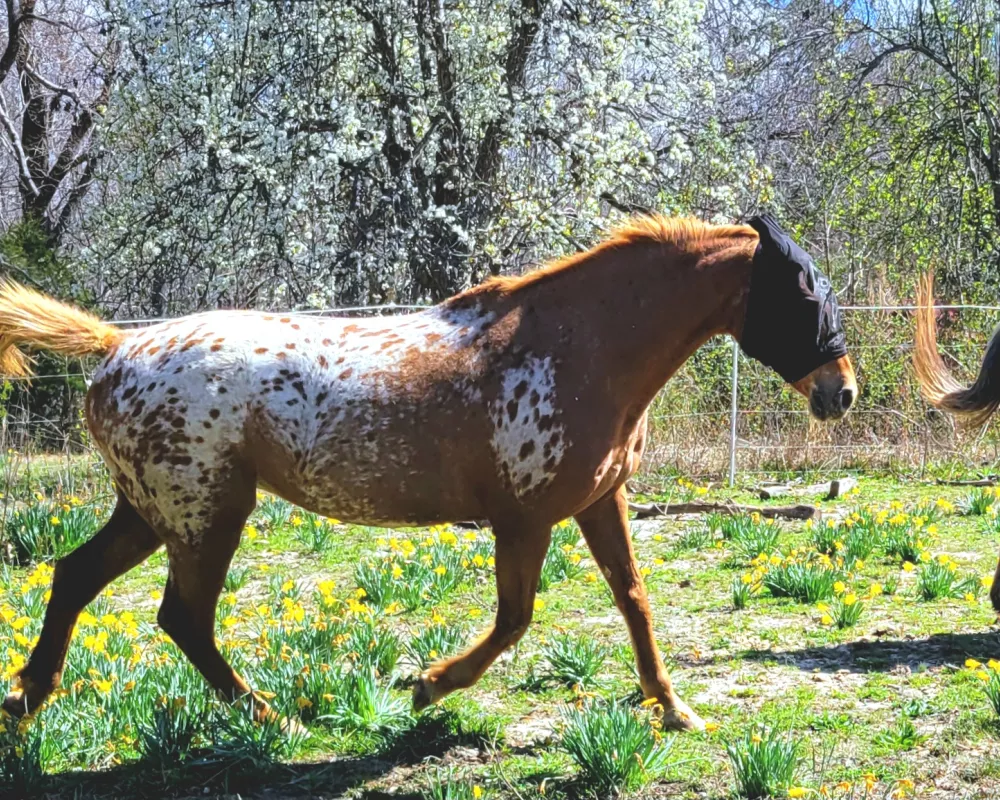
[660,698,706,733]
[1,691,29,720]
[412,675,436,712]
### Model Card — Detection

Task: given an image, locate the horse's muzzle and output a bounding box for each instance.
[810,384,854,421]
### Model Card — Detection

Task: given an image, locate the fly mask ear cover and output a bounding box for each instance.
[738,213,848,383]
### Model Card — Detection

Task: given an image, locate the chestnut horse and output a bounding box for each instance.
[915,274,1000,610]
[0,215,855,731]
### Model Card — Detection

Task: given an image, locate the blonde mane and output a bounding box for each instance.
[473,215,758,296]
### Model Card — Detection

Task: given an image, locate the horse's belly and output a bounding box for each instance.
[252,389,485,526]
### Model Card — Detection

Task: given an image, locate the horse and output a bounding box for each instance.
[915,273,1000,610]
[0,214,856,732]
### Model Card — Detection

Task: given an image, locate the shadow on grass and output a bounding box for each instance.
[736,629,1000,673]
[1,710,495,800]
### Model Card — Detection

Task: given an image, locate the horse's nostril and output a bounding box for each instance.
[839,388,855,410]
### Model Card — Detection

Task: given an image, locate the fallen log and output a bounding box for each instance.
[628,501,820,521]
[933,476,998,487]
[757,477,856,501]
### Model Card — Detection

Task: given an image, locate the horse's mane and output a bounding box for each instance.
[468,215,757,297]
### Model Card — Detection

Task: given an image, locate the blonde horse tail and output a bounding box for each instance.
[915,272,1000,427]
[0,280,124,378]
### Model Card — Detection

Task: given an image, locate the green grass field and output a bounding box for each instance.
[2,467,1000,799]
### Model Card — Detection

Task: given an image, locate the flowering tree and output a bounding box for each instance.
[77,0,754,315]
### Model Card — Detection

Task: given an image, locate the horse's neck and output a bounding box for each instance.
[499,238,753,412]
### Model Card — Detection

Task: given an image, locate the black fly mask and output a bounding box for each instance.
[739,214,848,383]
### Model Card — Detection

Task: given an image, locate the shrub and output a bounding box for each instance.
[537,633,608,690]
[963,487,999,516]
[561,700,675,796]
[917,556,983,601]
[318,667,410,739]
[819,593,864,629]
[725,726,800,799]
[405,623,467,672]
[763,559,842,604]
[538,523,586,591]
[224,565,251,593]
[255,494,293,530]
[732,576,754,610]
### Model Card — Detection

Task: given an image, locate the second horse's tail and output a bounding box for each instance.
[915,273,1000,427]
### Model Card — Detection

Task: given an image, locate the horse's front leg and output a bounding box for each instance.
[575,486,705,731]
[412,518,551,710]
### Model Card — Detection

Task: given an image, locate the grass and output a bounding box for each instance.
[0,470,998,798]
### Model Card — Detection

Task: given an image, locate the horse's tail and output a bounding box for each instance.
[0,280,124,378]
[915,273,1000,427]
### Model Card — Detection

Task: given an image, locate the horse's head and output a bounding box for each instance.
[737,214,857,422]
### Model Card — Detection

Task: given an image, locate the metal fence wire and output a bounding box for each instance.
[3,301,1000,481]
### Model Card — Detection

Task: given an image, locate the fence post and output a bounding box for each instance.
[728,338,740,487]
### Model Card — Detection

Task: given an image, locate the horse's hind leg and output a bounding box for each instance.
[413,518,551,710]
[154,489,275,720]
[574,486,705,732]
[2,493,162,717]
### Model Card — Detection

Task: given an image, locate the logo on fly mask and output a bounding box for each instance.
[738,213,848,383]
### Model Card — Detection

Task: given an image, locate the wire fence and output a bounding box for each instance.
[2,300,999,484]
